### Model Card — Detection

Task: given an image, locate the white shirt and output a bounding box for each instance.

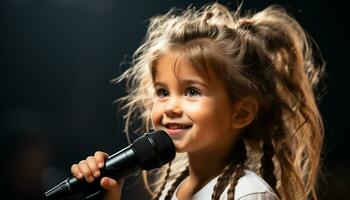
[160,169,279,200]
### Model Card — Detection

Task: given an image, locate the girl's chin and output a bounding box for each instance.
[173,141,187,153]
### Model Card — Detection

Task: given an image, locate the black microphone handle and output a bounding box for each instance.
[45,146,140,199]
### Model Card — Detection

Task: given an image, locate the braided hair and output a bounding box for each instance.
[226,138,248,199]
[260,137,279,197]
[211,161,237,199]
[212,138,248,200]
[152,162,173,200]
[163,166,189,200]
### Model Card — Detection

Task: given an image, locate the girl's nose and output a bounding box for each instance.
[164,98,183,117]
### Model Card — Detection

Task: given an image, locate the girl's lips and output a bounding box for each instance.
[165,125,192,137]
[166,128,186,136]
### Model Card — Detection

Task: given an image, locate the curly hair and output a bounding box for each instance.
[114,2,325,200]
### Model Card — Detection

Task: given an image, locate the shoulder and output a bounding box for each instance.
[158,169,279,200]
[220,169,279,200]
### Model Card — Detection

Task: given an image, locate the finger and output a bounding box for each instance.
[86,156,100,177]
[79,160,94,182]
[70,164,83,179]
[94,151,109,168]
[100,177,124,191]
[100,177,124,200]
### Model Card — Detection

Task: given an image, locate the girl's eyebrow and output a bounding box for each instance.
[181,79,208,88]
[153,79,208,88]
[153,81,167,88]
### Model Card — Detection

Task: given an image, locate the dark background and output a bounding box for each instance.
[0,0,348,199]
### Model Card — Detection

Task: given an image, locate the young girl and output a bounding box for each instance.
[71,2,325,200]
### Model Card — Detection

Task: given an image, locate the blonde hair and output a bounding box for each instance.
[114,2,325,200]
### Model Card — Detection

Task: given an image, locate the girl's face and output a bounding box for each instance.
[151,53,241,154]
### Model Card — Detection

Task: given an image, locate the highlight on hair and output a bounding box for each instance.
[113,2,325,200]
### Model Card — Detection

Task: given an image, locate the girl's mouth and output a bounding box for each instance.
[166,124,192,129]
[164,123,192,136]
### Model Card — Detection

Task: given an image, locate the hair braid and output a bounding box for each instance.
[227,163,246,199]
[227,138,248,199]
[152,162,172,200]
[164,166,189,200]
[211,161,236,200]
[260,137,279,196]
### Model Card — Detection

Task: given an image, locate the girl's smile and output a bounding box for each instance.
[163,122,192,137]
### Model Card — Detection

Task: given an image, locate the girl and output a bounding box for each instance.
[71,2,325,200]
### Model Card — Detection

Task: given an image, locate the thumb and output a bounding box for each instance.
[100,177,124,200]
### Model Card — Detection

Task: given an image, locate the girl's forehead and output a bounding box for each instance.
[153,53,211,81]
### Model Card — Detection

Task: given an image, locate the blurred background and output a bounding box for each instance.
[0,0,348,199]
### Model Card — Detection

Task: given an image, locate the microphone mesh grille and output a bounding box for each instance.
[132,130,175,170]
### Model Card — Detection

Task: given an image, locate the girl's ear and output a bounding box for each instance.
[231,97,259,129]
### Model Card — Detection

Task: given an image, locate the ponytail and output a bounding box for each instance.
[242,6,325,200]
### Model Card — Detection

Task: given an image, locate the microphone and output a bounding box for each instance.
[45,130,175,200]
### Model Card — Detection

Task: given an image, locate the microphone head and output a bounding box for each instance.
[132,130,175,170]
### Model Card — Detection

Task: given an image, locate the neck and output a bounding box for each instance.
[175,136,240,200]
[175,145,236,200]
[187,150,231,186]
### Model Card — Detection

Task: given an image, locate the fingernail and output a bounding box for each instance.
[94,171,100,177]
[98,163,103,168]
[88,176,94,182]
[108,179,116,185]
[77,173,83,179]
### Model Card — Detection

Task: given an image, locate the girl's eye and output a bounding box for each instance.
[185,87,200,97]
[156,88,169,98]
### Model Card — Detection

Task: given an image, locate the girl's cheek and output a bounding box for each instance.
[151,113,158,128]
[151,104,162,128]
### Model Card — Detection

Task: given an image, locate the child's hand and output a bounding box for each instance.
[71,151,124,200]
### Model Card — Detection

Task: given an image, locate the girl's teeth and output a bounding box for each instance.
[168,124,187,129]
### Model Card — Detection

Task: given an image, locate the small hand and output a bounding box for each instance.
[71,151,124,200]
